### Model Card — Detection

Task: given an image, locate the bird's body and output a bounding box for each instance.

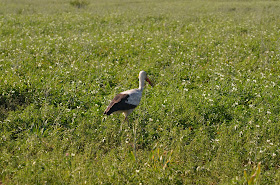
[104,71,152,121]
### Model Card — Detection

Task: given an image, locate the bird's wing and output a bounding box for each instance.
[104,93,137,115]
[120,89,142,106]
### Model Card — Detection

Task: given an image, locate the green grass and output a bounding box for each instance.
[1,0,280,184]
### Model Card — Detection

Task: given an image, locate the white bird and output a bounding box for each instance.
[104,71,153,122]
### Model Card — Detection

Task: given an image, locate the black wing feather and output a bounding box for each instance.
[104,94,137,115]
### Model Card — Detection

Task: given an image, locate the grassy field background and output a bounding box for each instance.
[0,0,280,184]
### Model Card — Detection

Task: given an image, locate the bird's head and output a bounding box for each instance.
[139,71,153,87]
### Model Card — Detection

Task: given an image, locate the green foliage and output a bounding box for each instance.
[244,162,261,185]
[0,0,280,184]
[150,148,173,170]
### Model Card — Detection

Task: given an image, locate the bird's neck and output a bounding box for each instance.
[139,78,145,91]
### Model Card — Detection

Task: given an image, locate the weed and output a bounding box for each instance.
[244,162,261,185]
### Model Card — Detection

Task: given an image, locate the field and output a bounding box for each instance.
[0,0,280,184]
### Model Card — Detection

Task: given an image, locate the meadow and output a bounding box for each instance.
[0,0,280,184]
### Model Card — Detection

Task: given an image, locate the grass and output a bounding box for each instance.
[0,0,280,184]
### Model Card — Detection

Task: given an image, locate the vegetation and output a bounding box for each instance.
[0,0,279,184]
[70,0,89,9]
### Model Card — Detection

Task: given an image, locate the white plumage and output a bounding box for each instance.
[121,89,142,106]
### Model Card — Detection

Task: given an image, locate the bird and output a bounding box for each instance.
[104,71,153,123]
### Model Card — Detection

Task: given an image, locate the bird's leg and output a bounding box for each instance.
[119,118,124,133]
[120,116,128,133]
[133,120,137,163]
[125,116,131,128]
[118,116,127,147]
[124,116,128,124]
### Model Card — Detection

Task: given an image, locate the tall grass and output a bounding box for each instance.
[0,0,280,184]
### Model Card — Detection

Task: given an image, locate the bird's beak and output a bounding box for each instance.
[146,77,153,87]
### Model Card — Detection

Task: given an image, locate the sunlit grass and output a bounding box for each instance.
[0,0,280,184]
